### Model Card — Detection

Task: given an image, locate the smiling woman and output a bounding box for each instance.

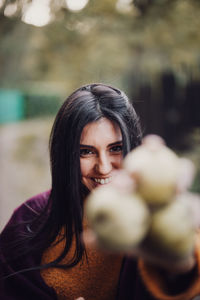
[80,118,123,190]
[0,83,142,300]
[1,83,200,300]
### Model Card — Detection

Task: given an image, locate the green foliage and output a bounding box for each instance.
[1,0,200,90]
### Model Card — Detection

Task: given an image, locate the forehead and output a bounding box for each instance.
[80,118,122,144]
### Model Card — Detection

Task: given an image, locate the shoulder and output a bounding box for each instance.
[1,190,51,235]
[22,190,51,217]
[0,192,57,300]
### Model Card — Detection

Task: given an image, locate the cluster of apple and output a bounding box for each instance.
[85,135,196,259]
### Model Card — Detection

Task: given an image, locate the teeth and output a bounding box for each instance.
[94,177,111,184]
[105,178,111,184]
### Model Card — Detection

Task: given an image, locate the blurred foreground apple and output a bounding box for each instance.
[124,135,181,205]
[86,186,150,251]
[149,197,195,258]
[85,135,197,259]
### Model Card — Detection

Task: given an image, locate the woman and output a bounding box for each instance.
[0,83,200,300]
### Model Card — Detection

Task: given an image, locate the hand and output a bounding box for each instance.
[84,135,200,276]
[83,181,200,274]
[82,226,196,274]
[127,239,196,274]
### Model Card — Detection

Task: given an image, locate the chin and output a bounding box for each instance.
[83,178,100,191]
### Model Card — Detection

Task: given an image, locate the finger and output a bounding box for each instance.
[82,228,98,248]
[110,169,136,193]
[75,297,85,300]
[187,193,200,228]
[129,244,196,274]
[176,158,195,193]
[177,192,200,228]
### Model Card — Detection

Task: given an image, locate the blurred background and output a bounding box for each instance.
[0,0,200,231]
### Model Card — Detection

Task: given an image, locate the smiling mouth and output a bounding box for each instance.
[92,177,111,185]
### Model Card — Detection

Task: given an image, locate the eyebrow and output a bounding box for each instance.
[80,140,122,149]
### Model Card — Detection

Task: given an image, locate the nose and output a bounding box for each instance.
[95,153,112,175]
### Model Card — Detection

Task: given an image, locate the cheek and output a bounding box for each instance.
[80,159,93,176]
[80,159,96,191]
[113,155,123,168]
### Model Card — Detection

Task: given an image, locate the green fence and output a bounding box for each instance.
[0,89,24,123]
[0,89,62,123]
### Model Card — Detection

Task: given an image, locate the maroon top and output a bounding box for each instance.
[0,191,155,300]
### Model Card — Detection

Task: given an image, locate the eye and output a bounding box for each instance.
[109,145,123,153]
[80,148,95,157]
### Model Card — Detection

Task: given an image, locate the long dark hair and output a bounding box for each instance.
[3,83,142,272]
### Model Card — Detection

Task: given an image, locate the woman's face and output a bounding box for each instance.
[80,118,123,191]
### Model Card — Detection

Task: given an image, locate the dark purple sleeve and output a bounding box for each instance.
[117,257,155,300]
[0,191,57,300]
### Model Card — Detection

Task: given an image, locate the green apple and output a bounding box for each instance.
[85,186,150,251]
[124,135,180,205]
[148,198,195,258]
